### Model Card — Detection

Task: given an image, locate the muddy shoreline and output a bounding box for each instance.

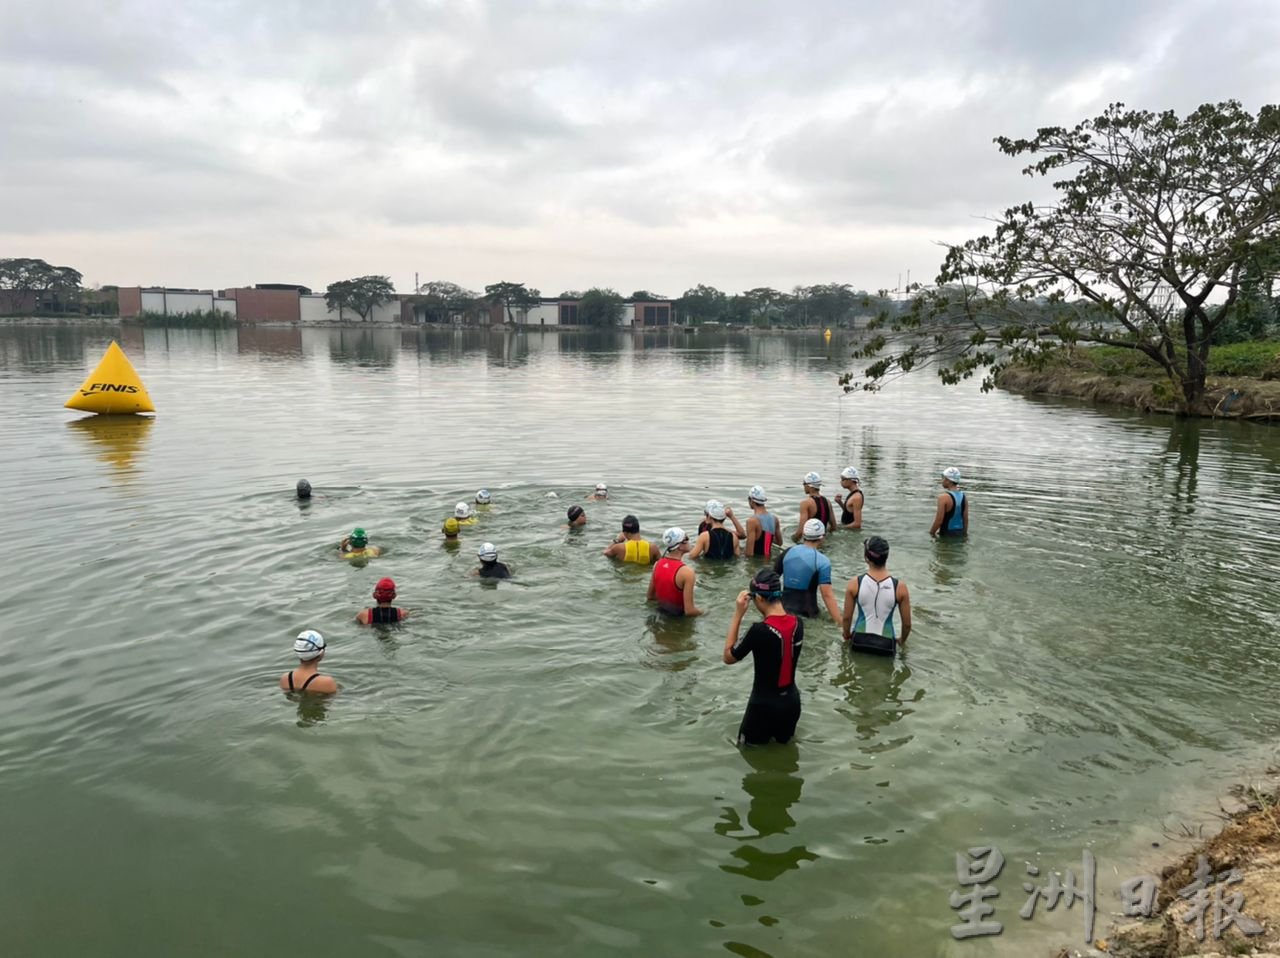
[996,366,1280,422]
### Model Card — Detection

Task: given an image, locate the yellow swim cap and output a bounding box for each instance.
[442,517,460,535]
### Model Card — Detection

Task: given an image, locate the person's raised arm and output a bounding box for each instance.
[602,542,621,558]
[723,590,750,663]
[929,494,947,537]
[897,582,912,649]
[725,506,746,540]
[680,568,703,617]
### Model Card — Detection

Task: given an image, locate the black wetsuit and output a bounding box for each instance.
[730,614,804,745]
[478,561,512,579]
[706,526,735,559]
[367,606,404,624]
[840,488,863,526]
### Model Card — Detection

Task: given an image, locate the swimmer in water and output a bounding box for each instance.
[834,466,864,529]
[475,489,493,510]
[723,568,803,746]
[339,527,382,557]
[296,478,312,500]
[791,472,835,542]
[565,505,587,529]
[586,482,608,501]
[930,467,968,538]
[688,500,743,559]
[356,577,408,625]
[841,535,911,656]
[744,486,781,557]
[441,516,462,547]
[471,542,513,579]
[279,630,338,694]
[647,527,702,617]
[454,502,478,526]
[775,518,842,621]
[602,515,661,564]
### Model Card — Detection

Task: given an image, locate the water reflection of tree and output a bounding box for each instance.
[715,745,817,881]
[831,658,921,755]
[0,324,121,371]
[327,328,398,366]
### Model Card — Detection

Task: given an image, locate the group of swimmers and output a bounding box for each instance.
[281,469,970,749]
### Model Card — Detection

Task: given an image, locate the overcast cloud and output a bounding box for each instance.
[2,0,1278,296]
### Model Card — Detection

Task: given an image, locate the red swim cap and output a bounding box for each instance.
[373,577,397,601]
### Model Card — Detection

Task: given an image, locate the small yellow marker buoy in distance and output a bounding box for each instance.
[824,327,832,343]
[65,341,156,415]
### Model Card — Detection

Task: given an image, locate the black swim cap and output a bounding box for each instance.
[749,568,783,598]
[622,515,639,533]
[296,479,312,499]
[864,535,889,563]
[567,505,584,521]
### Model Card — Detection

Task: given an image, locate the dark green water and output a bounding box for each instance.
[1,324,1278,957]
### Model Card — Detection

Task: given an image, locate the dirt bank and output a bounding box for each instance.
[1052,778,1280,957]
[997,365,1280,421]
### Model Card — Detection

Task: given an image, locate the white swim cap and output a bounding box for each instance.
[841,466,860,481]
[475,489,491,504]
[705,499,726,521]
[455,501,473,519]
[803,471,822,487]
[942,467,962,483]
[293,630,325,661]
[595,482,608,495]
[662,527,687,551]
[478,542,498,561]
[748,485,768,504]
[802,518,826,540]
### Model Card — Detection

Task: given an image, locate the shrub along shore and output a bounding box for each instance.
[997,341,1280,421]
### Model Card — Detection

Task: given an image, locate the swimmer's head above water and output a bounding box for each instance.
[802,518,826,542]
[567,505,587,527]
[455,502,474,520]
[748,485,768,505]
[296,479,312,499]
[705,500,727,522]
[621,515,640,534]
[661,527,690,554]
[348,527,368,548]
[802,471,822,492]
[475,489,492,505]
[373,577,397,603]
[478,542,499,563]
[863,535,890,566]
[941,467,962,487]
[293,629,326,662]
[594,482,608,498]
[748,567,783,601]
[442,517,460,537]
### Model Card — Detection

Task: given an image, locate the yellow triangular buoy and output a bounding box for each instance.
[65,342,156,415]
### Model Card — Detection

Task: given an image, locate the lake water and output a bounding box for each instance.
[1,323,1278,958]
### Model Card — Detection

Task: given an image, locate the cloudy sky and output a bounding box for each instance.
[3,0,1278,297]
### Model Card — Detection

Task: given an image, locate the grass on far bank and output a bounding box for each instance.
[1062,339,1280,380]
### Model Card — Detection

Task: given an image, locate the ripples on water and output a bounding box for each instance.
[0,324,1278,957]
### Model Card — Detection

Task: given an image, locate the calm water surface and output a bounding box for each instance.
[1,324,1278,958]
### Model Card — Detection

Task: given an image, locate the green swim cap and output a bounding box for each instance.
[350,526,368,546]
